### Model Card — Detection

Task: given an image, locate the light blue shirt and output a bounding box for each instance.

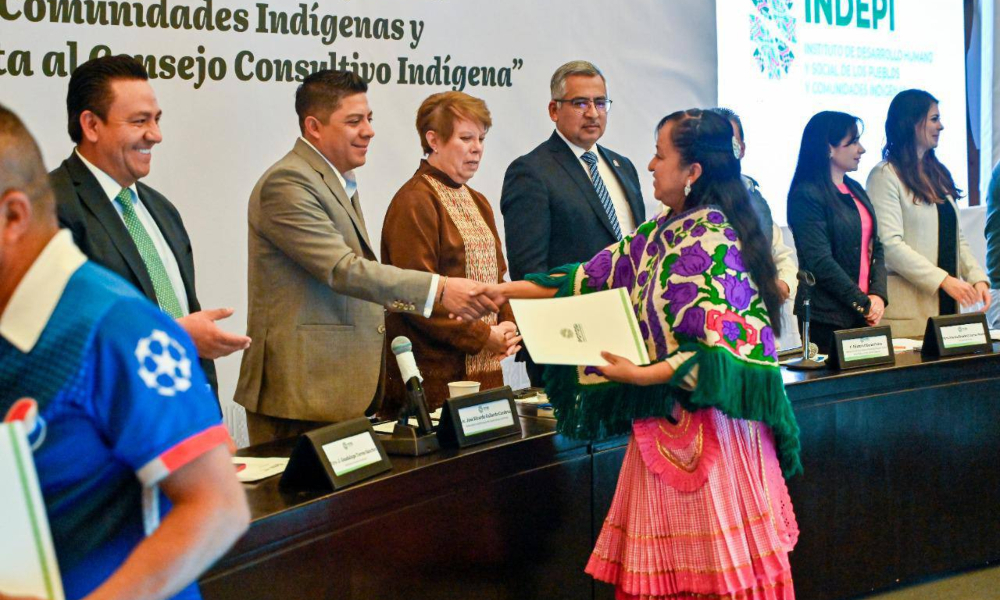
[74,149,191,316]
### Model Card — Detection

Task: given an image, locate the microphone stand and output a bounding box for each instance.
[786,270,826,370]
[380,337,441,456]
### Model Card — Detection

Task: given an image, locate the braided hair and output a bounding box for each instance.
[656,109,783,334]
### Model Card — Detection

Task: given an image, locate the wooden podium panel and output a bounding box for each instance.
[203,350,1000,600]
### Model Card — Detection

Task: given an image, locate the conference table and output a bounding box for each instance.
[200,347,1000,600]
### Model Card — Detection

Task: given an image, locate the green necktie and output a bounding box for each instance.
[114,187,184,318]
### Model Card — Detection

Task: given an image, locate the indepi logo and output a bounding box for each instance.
[805,0,895,30]
[749,0,798,80]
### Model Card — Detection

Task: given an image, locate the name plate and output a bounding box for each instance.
[828,326,895,370]
[437,386,523,448]
[922,313,993,358]
[280,417,391,491]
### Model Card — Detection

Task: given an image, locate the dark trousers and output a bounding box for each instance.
[246,411,330,446]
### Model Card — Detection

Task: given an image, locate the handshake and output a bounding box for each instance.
[436,278,510,321]
[437,279,520,357]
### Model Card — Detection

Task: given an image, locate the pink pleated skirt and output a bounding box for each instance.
[585,407,799,600]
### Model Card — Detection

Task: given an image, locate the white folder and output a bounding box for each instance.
[0,421,64,600]
[511,288,650,367]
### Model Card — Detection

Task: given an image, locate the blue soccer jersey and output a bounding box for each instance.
[0,233,229,600]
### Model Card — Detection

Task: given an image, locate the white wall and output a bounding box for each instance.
[0,0,718,443]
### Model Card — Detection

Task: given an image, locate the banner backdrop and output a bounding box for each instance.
[718,0,970,225]
[0,0,718,436]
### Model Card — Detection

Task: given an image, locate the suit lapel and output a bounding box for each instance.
[845,179,878,233]
[65,154,158,300]
[546,132,617,239]
[293,139,374,253]
[137,182,196,306]
[599,145,644,224]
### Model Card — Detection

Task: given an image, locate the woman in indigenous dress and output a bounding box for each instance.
[786,112,888,354]
[866,89,990,337]
[478,109,801,599]
[379,91,520,417]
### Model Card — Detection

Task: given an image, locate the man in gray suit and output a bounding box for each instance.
[235,70,498,444]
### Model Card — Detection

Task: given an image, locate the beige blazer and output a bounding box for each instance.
[866,161,987,337]
[235,139,433,423]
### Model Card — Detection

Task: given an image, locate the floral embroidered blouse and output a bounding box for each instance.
[528,205,801,476]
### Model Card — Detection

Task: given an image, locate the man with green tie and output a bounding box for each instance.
[50,55,250,399]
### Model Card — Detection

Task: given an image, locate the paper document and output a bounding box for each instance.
[0,422,65,600]
[232,456,290,483]
[893,338,923,353]
[510,288,649,367]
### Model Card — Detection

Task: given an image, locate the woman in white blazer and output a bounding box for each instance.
[866,89,990,338]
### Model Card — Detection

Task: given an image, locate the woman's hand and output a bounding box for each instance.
[486,321,522,357]
[597,352,647,385]
[866,295,885,325]
[777,279,791,303]
[974,281,992,310]
[940,275,979,307]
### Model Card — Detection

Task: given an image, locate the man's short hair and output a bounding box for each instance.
[415,91,492,155]
[0,104,55,218]
[709,107,744,141]
[67,55,149,144]
[550,60,606,100]
[295,70,368,134]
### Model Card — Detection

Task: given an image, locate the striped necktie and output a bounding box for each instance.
[581,151,623,240]
[114,187,184,318]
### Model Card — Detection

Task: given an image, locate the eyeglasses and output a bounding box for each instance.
[554,97,613,113]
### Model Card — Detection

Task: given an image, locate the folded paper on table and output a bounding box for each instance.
[0,422,64,600]
[893,337,923,353]
[232,456,290,483]
[510,288,650,367]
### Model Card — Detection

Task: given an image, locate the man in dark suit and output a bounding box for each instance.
[50,55,250,398]
[501,60,645,385]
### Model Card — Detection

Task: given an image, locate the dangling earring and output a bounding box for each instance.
[684,180,692,197]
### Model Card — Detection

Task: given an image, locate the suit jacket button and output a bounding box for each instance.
[377,324,385,334]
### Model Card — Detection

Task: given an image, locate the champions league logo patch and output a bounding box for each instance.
[749,0,797,79]
[135,330,192,397]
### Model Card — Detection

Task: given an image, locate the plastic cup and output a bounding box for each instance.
[448,381,481,398]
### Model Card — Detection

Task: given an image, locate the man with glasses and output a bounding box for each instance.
[500,60,645,386]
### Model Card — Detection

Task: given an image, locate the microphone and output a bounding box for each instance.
[390,336,434,434]
[786,270,824,370]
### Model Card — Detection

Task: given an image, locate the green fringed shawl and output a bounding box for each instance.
[526,207,802,477]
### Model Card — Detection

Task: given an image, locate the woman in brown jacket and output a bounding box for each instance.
[380,92,520,417]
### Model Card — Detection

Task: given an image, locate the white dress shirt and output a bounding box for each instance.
[74,149,190,316]
[556,130,637,235]
[298,137,437,317]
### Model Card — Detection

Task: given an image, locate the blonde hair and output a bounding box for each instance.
[415,92,492,155]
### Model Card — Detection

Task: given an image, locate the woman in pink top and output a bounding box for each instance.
[787,111,888,353]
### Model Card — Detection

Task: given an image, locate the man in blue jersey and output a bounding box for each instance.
[0,106,249,600]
